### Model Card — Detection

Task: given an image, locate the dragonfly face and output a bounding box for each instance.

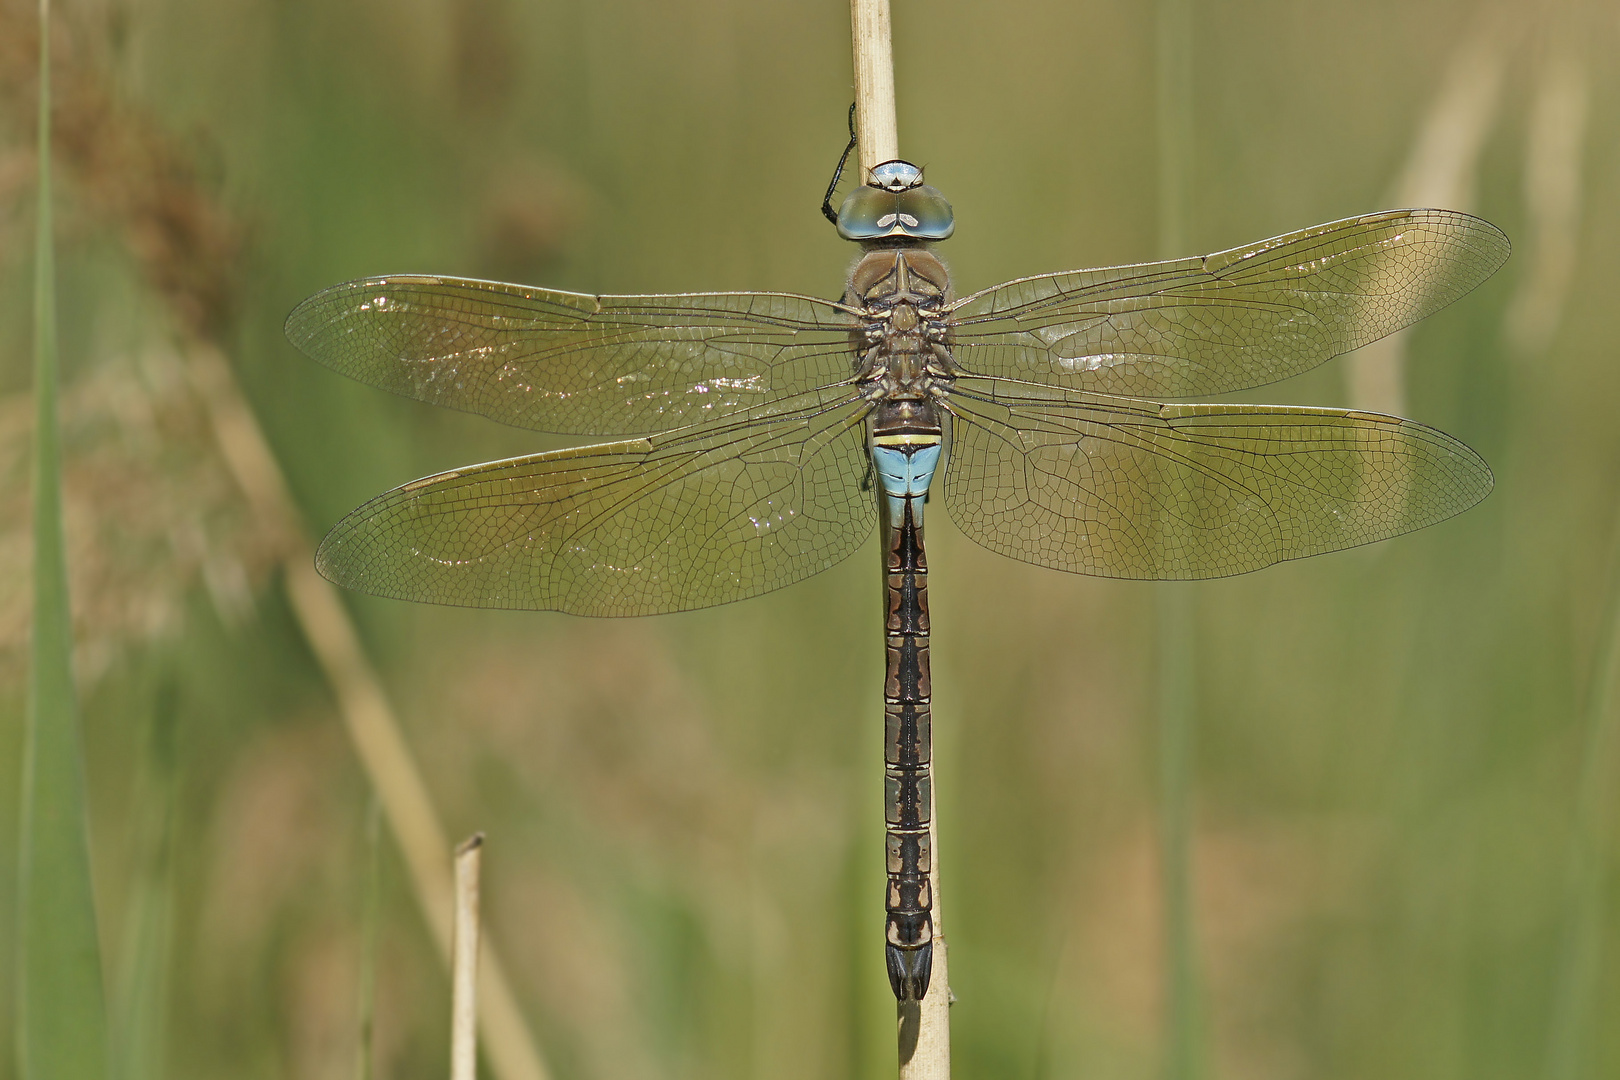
[286,152,1508,1003]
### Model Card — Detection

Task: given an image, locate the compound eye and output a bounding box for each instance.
[894,187,954,240]
[836,180,954,242]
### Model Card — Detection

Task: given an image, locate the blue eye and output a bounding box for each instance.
[837,185,955,242]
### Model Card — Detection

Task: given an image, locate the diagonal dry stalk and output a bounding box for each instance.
[1503,43,1588,359]
[190,343,550,1080]
[1345,11,1515,415]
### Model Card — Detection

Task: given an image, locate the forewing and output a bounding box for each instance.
[949,210,1509,397]
[286,275,861,435]
[316,395,874,616]
[943,377,1492,579]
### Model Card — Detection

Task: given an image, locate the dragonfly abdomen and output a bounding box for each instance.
[883,500,934,1002]
[869,378,947,1003]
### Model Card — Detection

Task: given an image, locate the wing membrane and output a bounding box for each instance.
[286,275,862,435]
[316,394,874,615]
[949,210,1509,397]
[943,377,1492,579]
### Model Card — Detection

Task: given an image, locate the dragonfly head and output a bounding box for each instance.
[836,159,955,243]
[868,160,925,191]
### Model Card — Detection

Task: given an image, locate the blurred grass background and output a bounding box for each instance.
[2,0,1618,1078]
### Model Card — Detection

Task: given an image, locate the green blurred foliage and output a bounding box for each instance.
[1,0,1618,1078]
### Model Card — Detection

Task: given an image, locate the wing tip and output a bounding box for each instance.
[1391,206,1513,278]
[312,526,367,594]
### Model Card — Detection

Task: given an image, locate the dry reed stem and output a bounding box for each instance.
[850,0,898,174]
[451,834,485,1080]
[898,776,950,1078]
[848,2,950,1073]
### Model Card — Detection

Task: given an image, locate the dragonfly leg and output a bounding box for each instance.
[820,102,858,225]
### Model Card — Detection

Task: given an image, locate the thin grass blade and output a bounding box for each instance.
[1156,1,1206,1076]
[16,1,110,1076]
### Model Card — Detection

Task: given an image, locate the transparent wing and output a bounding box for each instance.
[949,210,1509,397]
[942,377,1492,579]
[316,393,874,616]
[285,275,862,436]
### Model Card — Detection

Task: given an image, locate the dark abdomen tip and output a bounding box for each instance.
[886,942,934,1002]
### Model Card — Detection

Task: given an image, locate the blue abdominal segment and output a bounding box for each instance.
[871,442,942,524]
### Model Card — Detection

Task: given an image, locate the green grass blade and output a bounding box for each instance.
[1545,522,1620,1080]
[1156,586,1204,1080]
[16,2,110,1076]
[110,677,179,1080]
[1156,1,1206,1078]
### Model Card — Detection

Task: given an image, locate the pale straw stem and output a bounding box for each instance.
[898,776,950,1078]
[451,834,485,1080]
[850,0,898,174]
[848,2,951,1074]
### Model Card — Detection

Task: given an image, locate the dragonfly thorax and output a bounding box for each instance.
[854,246,955,524]
[849,247,951,303]
[849,248,957,403]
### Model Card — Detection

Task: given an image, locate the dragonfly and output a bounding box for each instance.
[286,139,1508,1003]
